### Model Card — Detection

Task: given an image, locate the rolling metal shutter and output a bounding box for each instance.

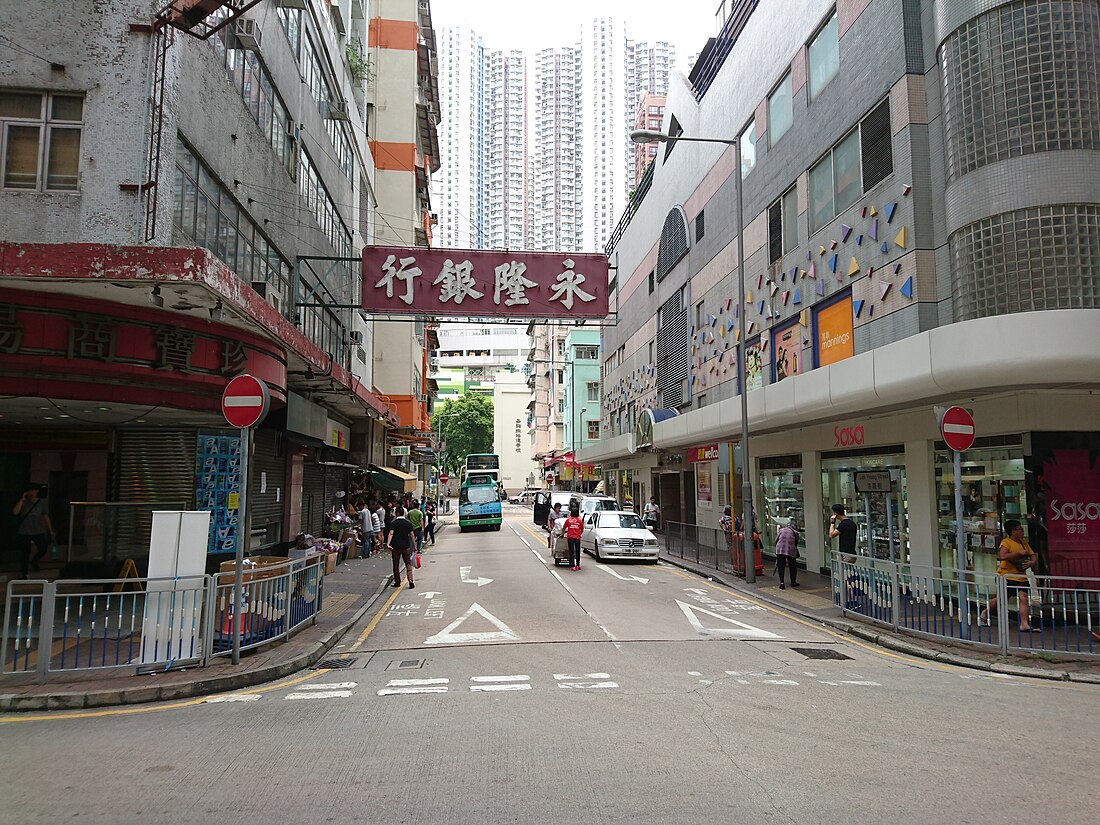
[110,429,197,556]
[249,429,285,549]
[113,429,197,504]
[302,456,325,536]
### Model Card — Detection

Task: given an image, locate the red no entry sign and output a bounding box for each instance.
[940,406,975,452]
[439,474,449,484]
[222,374,270,429]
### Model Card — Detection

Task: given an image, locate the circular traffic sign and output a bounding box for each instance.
[221,374,270,429]
[940,405,975,452]
[439,473,449,484]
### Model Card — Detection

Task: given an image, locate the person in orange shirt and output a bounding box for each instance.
[563,507,585,571]
[978,520,1036,632]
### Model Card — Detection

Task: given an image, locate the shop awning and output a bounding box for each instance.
[368,464,418,493]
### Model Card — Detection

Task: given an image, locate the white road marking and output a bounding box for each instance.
[556,673,618,689]
[377,687,448,696]
[839,680,881,687]
[676,600,783,639]
[424,602,519,645]
[384,678,449,687]
[470,684,532,692]
[419,591,442,599]
[203,694,261,704]
[459,566,493,587]
[594,563,649,584]
[554,673,610,680]
[762,679,800,686]
[688,671,702,676]
[294,682,358,690]
[471,675,530,683]
[286,690,354,700]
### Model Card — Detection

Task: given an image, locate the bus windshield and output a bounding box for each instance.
[461,485,499,505]
[465,453,500,471]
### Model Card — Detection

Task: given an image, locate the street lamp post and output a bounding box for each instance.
[573,405,587,493]
[434,412,459,504]
[630,128,755,582]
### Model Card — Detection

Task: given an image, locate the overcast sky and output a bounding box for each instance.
[429,0,718,68]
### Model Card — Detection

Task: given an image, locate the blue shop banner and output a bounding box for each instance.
[196,433,243,554]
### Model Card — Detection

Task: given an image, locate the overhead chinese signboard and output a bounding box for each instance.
[362,247,610,319]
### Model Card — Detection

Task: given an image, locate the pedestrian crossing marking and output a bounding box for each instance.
[555,673,618,689]
[203,693,261,704]
[470,684,532,692]
[286,690,354,700]
[470,675,529,682]
[675,600,782,639]
[424,602,520,645]
[377,686,448,696]
[295,682,358,690]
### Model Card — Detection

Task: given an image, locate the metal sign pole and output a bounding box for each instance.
[862,492,872,557]
[954,449,966,572]
[231,427,252,665]
[885,489,896,564]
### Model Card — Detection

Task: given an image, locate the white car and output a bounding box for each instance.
[580,510,660,562]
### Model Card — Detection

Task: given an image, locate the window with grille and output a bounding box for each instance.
[860,99,893,190]
[656,206,689,281]
[695,209,705,242]
[768,201,783,263]
[808,98,894,234]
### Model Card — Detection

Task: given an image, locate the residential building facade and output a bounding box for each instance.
[587,0,1100,582]
[0,0,437,568]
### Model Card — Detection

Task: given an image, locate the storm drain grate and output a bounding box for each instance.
[314,657,358,670]
[789,647,853,661]
[387,658,425,670]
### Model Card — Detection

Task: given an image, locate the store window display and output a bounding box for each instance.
[759,456,805,559]
[820,448,908,566]
[936,442,1026,573]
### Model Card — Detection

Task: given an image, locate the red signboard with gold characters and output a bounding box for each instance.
[362,246,610,319]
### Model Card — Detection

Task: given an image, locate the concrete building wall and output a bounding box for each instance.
[493,371,538,492]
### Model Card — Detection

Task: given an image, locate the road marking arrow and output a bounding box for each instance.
[676,600,782,639]
[683,588,710,594]
[419,591,442,599]
[460,566,493,587]
[424,602,519,645]
[594,563,648,584]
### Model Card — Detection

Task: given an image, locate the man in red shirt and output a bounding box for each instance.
[563,508,585,571]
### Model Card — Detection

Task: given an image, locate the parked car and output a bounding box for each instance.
[580,510,660,562]
[569,495,619,517]
[509,487,541,504]
[534,491,574,527]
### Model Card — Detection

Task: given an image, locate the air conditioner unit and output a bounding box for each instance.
[234,19,262,52]
[285,120,299,141]
[325,97,350,121]
[348,330,364,346]
[329,0,347,35]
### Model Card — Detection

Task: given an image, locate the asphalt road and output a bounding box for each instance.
[2,504,1097,824]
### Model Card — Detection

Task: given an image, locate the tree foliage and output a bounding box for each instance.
[432,395,494,473]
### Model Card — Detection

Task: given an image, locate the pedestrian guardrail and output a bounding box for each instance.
[662,521,756,577]
[1,557,324,683]
[833,558,1100,658]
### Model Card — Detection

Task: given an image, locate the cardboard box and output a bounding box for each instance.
[217,556,293,585]
[324,551,338,575]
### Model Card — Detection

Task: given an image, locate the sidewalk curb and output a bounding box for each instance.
[658,556,1097,685]
[0,577,392,713]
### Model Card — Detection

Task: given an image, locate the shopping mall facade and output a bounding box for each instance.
[586,0,1100,579]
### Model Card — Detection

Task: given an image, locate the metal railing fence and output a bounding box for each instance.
[833,558,1100,658]
[209,557,323,658]
[662,521,756,577]
[2,557,324,682]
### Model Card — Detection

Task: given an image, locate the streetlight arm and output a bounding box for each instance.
[630,128,738,147]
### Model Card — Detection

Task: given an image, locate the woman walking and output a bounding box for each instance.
[775,520,800,589]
